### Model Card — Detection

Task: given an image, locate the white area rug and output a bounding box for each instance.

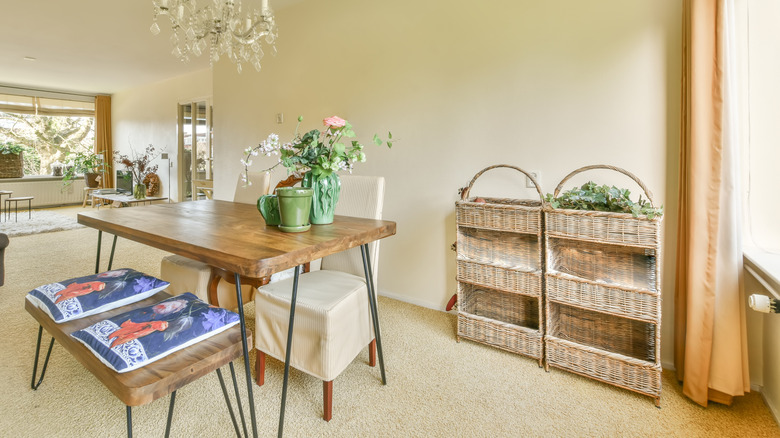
[0,209,84,237]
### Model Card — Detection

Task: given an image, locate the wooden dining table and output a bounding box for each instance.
[77,200,397,437]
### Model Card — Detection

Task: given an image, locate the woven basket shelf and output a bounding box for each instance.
[546,238,658,292]
[457,197,543,234]
[0,152,23,178]
[455,165,545,365]
[546,209,660,249]
[458,227,541,272]
[459,282,542,359]
[546,273,660,323]
[544,165,662,406]
[457,259,542,297]
[545,336,662,399]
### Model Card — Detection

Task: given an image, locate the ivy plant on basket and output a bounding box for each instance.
[545,181,664,218]
[242,115,393,224]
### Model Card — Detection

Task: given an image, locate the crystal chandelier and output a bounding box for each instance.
[150,0,278,73]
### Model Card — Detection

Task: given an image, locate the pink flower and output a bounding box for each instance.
[323,116,346,129]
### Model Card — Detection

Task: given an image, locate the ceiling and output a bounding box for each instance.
[0,0,301,95]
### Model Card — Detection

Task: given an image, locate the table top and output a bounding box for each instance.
[77,200,397,278]
[26,292,248,406]
[92,193,167,204]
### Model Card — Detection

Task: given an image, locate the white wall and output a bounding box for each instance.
[112,69,212,202]
[211,0,682,362]
[745,267,780,420]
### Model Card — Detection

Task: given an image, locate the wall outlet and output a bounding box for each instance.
[276,113,284,124]
[526,171,540,188]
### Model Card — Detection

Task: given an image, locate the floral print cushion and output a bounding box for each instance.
[71,293,239,373]
[25,269,170,323]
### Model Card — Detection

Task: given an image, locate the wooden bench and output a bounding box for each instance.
[26,292,251,437]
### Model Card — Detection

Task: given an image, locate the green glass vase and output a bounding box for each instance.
[303,172,341,225]
[133,183,146,200]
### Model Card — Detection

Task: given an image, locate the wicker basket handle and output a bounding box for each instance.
[552,164,655,206]
[460,164,544,202]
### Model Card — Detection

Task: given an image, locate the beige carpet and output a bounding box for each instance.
[1,216,778,437]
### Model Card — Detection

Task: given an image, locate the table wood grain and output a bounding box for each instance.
[26,292,249,407]
[77,200,397,278]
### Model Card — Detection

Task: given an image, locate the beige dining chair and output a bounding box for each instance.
[159,171,271,309]
[253,175,384,421]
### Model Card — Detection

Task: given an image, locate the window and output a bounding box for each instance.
[0,90,95,176]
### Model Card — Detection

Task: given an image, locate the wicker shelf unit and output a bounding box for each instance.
[455,165,545,366]
[544,165,662,407]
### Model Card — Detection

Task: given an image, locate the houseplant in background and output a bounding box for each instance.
[62,151,109,188]
[114,144,160,200]
[242,115,393,224]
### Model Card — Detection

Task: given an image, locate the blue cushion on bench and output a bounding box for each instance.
[25,268,169,323]
[70,293,240,373]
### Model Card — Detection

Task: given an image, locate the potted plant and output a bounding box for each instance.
[0,142,25,179]
[62,151,109,188]
[114,144,160,199]
[241,115,393,224]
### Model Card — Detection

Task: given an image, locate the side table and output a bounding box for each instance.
[5,196,33,222]
[0,190,12,222]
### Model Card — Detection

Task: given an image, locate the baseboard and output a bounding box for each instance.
[761,389,780,426]
[378,289,442,312]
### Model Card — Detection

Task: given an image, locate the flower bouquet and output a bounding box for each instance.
[115,145,160,199]
[242,116,392,224]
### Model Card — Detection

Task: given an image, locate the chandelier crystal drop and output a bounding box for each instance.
[151,0,278,73]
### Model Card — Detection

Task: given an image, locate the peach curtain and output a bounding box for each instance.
[95,95,113,188]
[674,0,749,407]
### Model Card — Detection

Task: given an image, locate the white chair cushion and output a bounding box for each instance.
[321,175,383,281]
[160,254,254,310]
[254,269,375,382]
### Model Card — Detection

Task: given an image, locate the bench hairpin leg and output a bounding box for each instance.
[228,362,249,438]
[361,244,386,385]
[217,367,242,438]
[126,406,133,438]
[108,235,118,271]
[232,272,258,438]
[31,325,55,390]
[95,230,103,274]
[164,390,176,438]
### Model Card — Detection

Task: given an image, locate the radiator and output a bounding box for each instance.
[0,177,86,208]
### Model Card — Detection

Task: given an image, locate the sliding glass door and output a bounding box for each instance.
[178,100,212,201]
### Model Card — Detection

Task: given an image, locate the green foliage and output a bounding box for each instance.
[62,151,110,186]
[0,141,24,155]
[0,112,94,175]
[0,141,39,175]
[545,181,664,219]
[242,116,393,183]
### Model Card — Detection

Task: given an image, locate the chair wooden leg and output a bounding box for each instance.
[323,380,333,422]
[255,351,265,386]
[369,339,377,367]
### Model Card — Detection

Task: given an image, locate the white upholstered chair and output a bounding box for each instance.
[253,175,385,421]
[159,171,271,309]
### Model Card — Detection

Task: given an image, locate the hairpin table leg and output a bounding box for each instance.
[31,325,54,390]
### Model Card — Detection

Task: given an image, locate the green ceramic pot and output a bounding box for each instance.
[303,172,341,225]
[257,194,281,226]
[276,187,313,233]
